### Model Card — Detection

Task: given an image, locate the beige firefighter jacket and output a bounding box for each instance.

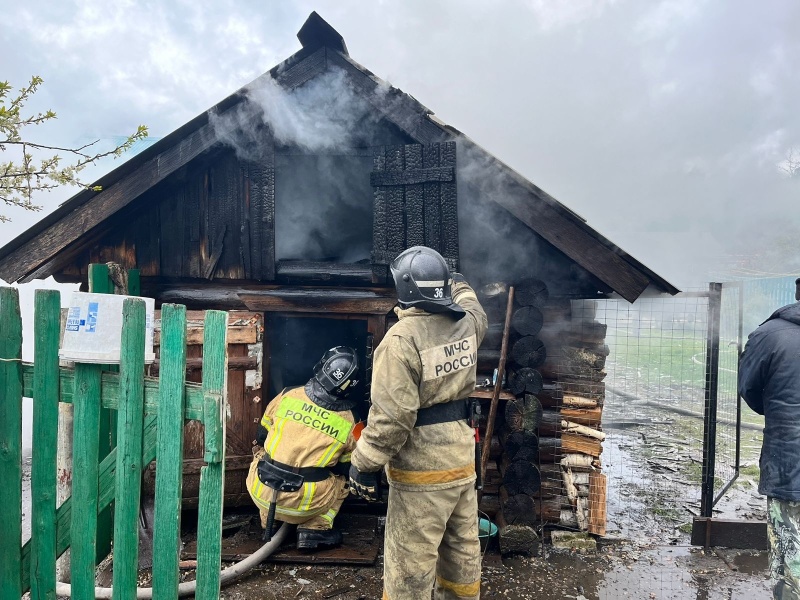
[246,386,357,521]
[352,281,488,491]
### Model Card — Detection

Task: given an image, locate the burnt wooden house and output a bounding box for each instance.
[0,13,677,529]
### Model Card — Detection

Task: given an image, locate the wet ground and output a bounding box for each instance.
[29,363,774,598]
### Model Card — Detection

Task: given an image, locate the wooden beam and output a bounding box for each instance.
[370,166,454,186]
[238,289,397,315]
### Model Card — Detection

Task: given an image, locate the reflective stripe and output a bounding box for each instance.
[320,508,338,526]
[317,441,343,467]
[299,482,316,511]
[265,417,287,456]
[260,413,273,429]
[249,479,323,517]
[436,576,480,597]
[415,280,446,287]
[387,463,475,486]
[276,396,353,444]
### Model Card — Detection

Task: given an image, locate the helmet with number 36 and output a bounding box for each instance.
[390,246,465,318]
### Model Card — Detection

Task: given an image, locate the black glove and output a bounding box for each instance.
[451,272,466,283]
[349,465,381,502]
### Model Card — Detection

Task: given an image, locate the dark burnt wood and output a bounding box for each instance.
[510,336,547,369]
[238,288,397,314]
[276,260,373,284]
[440,141,458,271]
[511,306,544,337]
[369,166,454,186]
[504,394,543,433]
[403,145,425,247]
[508,367,543,396]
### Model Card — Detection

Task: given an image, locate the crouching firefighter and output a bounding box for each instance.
[246,346,360,550]
[349,246,488,600]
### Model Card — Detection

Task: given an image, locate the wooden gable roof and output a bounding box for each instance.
[0,12,678,302]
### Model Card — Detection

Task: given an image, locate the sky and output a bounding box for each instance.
[2,0,799,291]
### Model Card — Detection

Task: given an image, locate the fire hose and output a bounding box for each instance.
[54,522,290,599]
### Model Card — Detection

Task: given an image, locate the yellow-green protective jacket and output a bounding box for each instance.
[246,386,357,524]
[352,281,488,492]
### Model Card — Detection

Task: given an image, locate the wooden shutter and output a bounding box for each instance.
[371,141,458,283]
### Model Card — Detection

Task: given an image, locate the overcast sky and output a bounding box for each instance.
[2,0,799,290]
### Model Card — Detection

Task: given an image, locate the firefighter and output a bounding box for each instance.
[349,246,488,600]
[246,346,360,550]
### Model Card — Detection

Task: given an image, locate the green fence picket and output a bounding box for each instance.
[152,304,187,599]
[70,363,103,597]
[195,310,228,600]
[30,290,61,600]
[112,299,147,600]
[0,287,23,599]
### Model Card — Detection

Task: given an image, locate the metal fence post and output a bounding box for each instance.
[700,282,722,542]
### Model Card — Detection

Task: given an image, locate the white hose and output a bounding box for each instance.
[55,522,290,599]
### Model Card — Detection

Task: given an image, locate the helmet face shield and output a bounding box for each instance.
[313,346,360,397]
[390,246,465,317]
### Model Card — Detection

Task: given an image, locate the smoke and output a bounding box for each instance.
[209,67,383,159]
[456,137,602,296]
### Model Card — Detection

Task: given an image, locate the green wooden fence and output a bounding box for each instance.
[0,286,228,599]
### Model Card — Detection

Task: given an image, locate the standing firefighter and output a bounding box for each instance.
[349,246,488,599]
[247,346,360,550]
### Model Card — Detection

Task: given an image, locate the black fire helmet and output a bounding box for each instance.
[313,346,360,398]
[390,246,465,318]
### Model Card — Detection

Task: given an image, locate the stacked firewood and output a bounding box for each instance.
[475,283,607,553]
[538,298,607,536]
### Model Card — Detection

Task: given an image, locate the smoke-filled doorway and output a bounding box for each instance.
[274,151,374,264]
[265,314,370,406]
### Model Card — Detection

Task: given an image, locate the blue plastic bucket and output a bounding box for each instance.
[478,517,498,551]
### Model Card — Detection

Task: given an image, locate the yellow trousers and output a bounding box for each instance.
[383,481,481,599]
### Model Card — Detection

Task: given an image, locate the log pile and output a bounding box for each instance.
[538,298,607,536]
[476,284,608,552]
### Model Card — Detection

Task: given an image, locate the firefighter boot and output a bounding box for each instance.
[296,528,343,550]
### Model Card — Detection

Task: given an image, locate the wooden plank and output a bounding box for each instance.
[195,311,228,599]
[0,286,23,598]
[384,145,405,256]
[30,290,60,600]
[691,518,768,550]
[439,141,459,270]
[423,143,441,249]
[371,146,388,283]
[588,472,607,536]
[370,166,454,186]
[238,289,397,314]
[152,305,188,598]
[88,263,117,564]
[112,299,147,598]
[155,326,256,346]
[403,145,425,248]
[21,365,207,422]
[70,364,102,599]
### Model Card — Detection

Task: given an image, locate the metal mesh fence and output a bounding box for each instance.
[535,287,767,542]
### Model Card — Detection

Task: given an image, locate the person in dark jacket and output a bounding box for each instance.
[738,277,800,600]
